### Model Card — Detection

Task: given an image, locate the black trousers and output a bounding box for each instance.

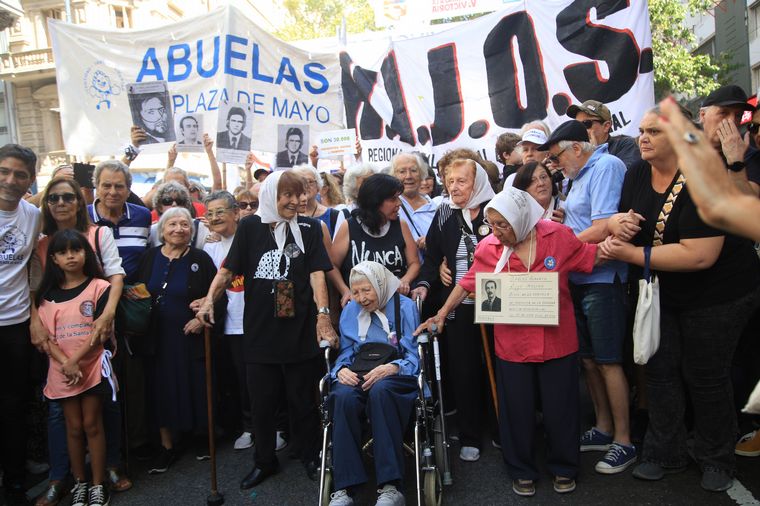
[496,353,580,480]
[246,355,322,471]
[0,321,32,488]
[446,304,486,448]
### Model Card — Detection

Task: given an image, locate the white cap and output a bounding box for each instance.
[517,128,548,147]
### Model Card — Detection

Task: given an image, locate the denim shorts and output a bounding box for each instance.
[570,281,627,364]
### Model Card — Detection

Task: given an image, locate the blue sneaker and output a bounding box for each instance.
[595,442,637,474]
[580,427,613,452]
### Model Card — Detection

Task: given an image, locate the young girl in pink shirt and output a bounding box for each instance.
[36,229,115,506]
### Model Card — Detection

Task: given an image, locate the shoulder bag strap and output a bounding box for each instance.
[94,226,104,267]
[394,292,403,357]
[652,172,686,247]
[400,199,422,237]
[454,210,477,267]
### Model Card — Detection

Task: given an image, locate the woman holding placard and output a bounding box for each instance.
[416,187,601,497]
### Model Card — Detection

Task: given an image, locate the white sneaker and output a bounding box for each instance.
[329,489,355,506]
[459,446,480,462]
[234,432,253,450]
[375,484,405,506]
[276,431,288,451]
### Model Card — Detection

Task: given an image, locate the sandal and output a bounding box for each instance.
[35,480,68,506]
[512,479,536,497]
[106,467,133,492]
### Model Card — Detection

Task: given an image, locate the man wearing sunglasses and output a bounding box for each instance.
[698,85,760,197]
[538,122,636,476]
[567,100,640,170]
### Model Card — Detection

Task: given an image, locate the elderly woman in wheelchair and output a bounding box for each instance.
[327,261,420,506]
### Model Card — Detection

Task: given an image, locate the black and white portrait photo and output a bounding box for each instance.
[216,102,253,164]
[275,125,309,169]
[481,278,501,312]
[127,81,175,144]
[175,114,204,152]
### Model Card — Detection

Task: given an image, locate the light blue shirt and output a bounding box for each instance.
[564,145,627,285]
[399,195,438,243]
[331,295,420,379]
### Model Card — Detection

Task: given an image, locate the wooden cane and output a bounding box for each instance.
[204,327,224,505]
[479,324,498,420]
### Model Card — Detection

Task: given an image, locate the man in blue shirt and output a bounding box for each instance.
[539,121,636,475]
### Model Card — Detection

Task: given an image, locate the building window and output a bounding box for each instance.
[751,3,760,41]
[43,9,66,47]
[752,65,760,96]
[111,5,133,29]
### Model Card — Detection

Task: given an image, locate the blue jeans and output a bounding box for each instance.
[570,281,627,364]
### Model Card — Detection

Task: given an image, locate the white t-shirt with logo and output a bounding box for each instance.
[0,199,41,326]
[204,234,244,335]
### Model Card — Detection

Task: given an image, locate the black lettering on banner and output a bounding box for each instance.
[340,52,384,140]
[556,0,640,103]
[483,11,549,129]
[380,51,416,145]
[428,44,464,146]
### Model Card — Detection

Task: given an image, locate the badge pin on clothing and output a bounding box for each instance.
[284,243,301,258]
[544,256,557,270]
[191,263,199,272]
[478,224,491,236]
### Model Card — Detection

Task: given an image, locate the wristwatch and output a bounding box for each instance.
[728,161,746,172]
[317,307,331,316]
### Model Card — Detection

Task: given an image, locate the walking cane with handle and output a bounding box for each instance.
[204,327,224,506]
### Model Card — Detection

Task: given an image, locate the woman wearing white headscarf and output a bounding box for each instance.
[328,261,420,506]
[410,157,495,462]
[197,170,338,489]
[417,187,602,497]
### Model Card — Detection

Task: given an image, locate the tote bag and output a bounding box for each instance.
[633,246,660,365]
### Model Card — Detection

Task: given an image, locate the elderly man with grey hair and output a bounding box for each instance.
[538,120,635,475]
[389,152,439,252]
[339,163,378,211]
[148,181,209,248]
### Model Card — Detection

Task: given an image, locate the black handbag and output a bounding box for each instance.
[349,293,402,375]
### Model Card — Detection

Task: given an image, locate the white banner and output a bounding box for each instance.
[49,5,343,158]
[372,0,513,26]
[348,1,654,166]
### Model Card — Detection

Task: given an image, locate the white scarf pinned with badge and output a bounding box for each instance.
[448,161,495,233]
[351,261,400,340]
[255,170,305,255]
[484,187,545,273]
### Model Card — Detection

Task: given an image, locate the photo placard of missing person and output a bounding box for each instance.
[275,124,310,169]
[127,81,175,144]
[216,101,253,164]
[474,272,559,326]
[174,113,204,152]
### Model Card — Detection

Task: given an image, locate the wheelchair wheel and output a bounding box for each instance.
[423,468,442,506]
[320,468,333,506]
[433,414,446,477]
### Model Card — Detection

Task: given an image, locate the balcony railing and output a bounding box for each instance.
[0,47,55,77]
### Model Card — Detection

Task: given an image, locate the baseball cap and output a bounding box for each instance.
[566,100,612,122]
[536,120,589,151]
[517,129,548,146]
[253,168,270,180]
[702,85,754,111]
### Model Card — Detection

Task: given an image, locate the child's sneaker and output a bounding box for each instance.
[88,484,110,506]
[580,427,613,452]
[70,480,89,506]
[595,442,637,474]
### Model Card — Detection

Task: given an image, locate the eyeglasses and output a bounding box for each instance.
[304,179,318,188]
[580,119,603,129]
[530,173,551,185]
[46,193,77,204]
[0,166,31,182]
[160,197,187,206]
[482,217,512,231]
[205,208,233,219]
[749,123,760,135]
[547,146,569,164]
[237,201,258,210]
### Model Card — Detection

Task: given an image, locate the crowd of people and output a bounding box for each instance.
[1,84,760,506]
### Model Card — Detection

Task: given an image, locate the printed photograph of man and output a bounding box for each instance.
[217,106,251,151]
[276,126,309,168]
[177,115,202,145]
[482,279,501,312]
[133,93,174,144]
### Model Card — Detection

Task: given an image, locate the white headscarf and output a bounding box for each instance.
[255,170,305,254]
[350,261,401,340]
[484,187,545,273]
[448,160,496,232]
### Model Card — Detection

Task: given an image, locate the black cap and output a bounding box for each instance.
[702,85,754,111]
[537,120,589,151]
[253,168,270,180]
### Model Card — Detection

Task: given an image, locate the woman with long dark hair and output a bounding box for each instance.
[511,161,564,223]
[331,173,420,305]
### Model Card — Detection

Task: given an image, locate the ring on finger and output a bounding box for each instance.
[683,132,699,144]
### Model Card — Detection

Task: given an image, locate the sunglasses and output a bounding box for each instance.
[237,201,258,210]
[580,119,603,129]
[547,146,569,164]
[749,123,760,135]
[160,197,187,206]
[47,193,77,204]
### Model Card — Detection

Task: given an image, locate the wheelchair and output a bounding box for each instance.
[317,298,453,506]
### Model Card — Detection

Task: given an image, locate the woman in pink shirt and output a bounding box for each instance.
[417,187,601,497]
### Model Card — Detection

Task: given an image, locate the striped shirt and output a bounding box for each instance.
[88,200,150,278]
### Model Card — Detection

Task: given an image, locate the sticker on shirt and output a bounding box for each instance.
[544,256,557,270]
[191,262,199,272]
[387,331,398,346]
[284,243,301,259]
[80,300,95,317]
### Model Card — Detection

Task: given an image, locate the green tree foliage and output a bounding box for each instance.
[649,0,722,99]
[275,0,378,42]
